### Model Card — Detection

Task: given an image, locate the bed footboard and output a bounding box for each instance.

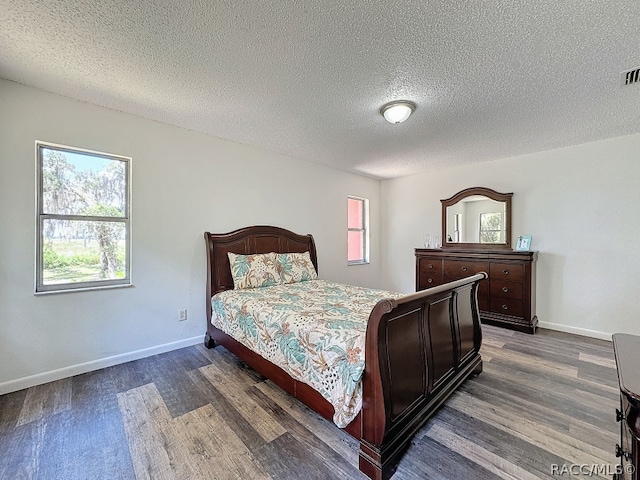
[359,272,486,480]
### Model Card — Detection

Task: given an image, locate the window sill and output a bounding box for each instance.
[34,283,133,295]
[348,261,370,266]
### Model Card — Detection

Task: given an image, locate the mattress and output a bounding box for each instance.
[211,279,402,427]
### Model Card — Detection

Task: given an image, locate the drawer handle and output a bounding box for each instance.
[428,264,434,269]
[427,278,433,284]
[502,287,509,293]
[462,266,468,271]
[503,269,509,275]
[501,304,508,310]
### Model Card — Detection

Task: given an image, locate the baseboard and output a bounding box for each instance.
[538,321,612,341]
[0,335,204,395]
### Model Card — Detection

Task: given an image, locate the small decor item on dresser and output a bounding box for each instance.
[515,235,532,252]
[424,234,442,249]
[424,233,432,248]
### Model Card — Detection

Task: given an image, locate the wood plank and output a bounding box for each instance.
[446,392,615,466]
[161,346,212,372]
[0,418,46,479]
[199,362,286,443]
[108,358,154,394]
[421,421,540,480]
[118,384,195,479]
[577,361,618,389]
[255,380,360,466]
[143,350,210,418]
[248,383,363,478]
[394,431,502,480]
[186,368,267,452]
[460,374,618,451]
[579,352,617,369]
[482,343,580,379]
[172,403,272,479]
[59,369,135,479]
[253,432,361,480]
[17,377,72,426]
[486,352,618,401]
[481,361,615,430]
[0,388,28,432]
[432,406,596,479]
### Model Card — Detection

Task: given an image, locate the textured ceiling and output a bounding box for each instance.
[2,1,640,179]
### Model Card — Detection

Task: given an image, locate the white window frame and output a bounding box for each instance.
[479,211,504,244]
[347,195,370,265]
[35,141,132,293]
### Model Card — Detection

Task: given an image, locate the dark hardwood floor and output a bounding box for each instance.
[0,325,619,479]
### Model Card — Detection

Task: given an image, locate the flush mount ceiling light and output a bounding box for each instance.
[380,100,416,124]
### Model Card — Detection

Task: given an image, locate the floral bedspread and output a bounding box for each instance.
[211,279,403,427]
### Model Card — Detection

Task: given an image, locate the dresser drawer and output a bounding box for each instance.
[443,259,488,279]
[418,273,443,290]
[445,274,489,310]
[415,249,537,333]
[490,262,524,281]
[490,279,523,300]
[419,257,443,275]
[490,297,523,317]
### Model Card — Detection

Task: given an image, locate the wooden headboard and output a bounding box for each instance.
[204,225,318,323]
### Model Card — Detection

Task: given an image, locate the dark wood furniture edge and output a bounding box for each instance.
[482,314,538,334]
[204,226,485,480]
[415,248,538,260]
[613,334,640,479]
[614,334,640,408]
[359,274,485,479]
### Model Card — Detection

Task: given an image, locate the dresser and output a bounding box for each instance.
[613,333,640,480]
[415,248,538,333]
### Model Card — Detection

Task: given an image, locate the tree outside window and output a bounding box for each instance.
[479,212,503,244]
[36,142,131,292]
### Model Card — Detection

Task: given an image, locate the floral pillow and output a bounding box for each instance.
[276,252,318,284]
[228,252,280,289]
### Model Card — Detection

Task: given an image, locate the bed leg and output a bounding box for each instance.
[204,331,216,349]
[472,359,483,376]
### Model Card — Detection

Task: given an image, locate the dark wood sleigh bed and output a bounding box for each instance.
[204,225,486,480]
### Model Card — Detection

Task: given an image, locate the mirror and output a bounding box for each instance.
[441,187,513,250]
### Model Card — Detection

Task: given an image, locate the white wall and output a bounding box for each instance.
[0,80,382,393]
[381,134,640,339]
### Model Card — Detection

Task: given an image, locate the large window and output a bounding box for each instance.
[36,142,131,293]
[347,196,369,264]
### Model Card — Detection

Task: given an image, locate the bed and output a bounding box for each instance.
[204,225,486,480]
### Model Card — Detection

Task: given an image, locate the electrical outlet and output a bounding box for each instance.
[178,309,187,321]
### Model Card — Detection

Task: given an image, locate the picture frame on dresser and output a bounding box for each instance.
[516,235,532,252]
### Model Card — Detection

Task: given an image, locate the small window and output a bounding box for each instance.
[453,213,462,242]
[479,212,503,244]
[36,142,131,293]
[347,196,369,264]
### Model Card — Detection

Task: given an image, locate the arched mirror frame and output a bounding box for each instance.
[441,187,513,250]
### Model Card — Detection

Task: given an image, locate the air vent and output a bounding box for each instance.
[620,67,640,87]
